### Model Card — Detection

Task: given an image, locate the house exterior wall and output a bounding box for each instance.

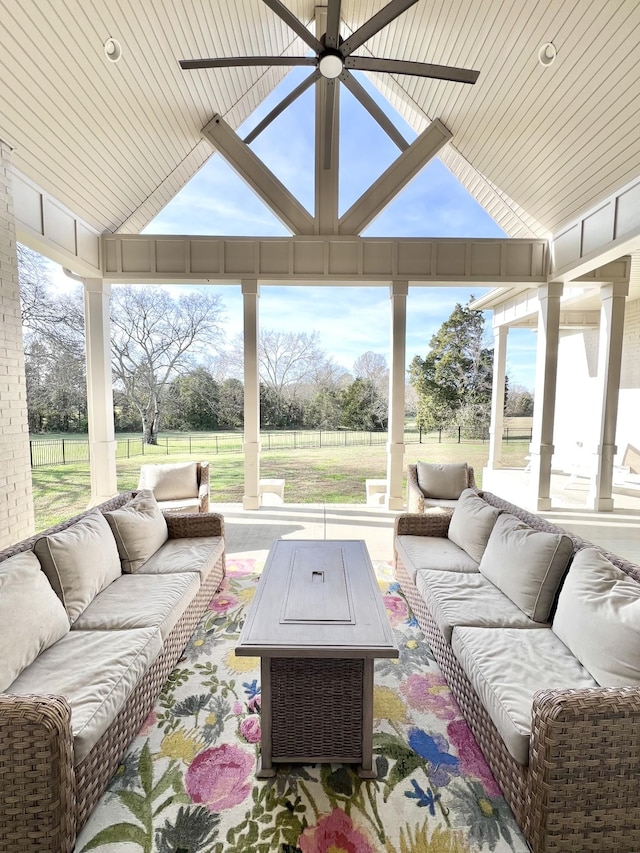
[0,139,34,547]
[553,297,640,473]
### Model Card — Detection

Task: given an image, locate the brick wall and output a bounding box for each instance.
[0,140,34,546]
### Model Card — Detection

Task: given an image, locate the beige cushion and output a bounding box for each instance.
[552,548,640,687]
[447,489,501,563]
[34,512,121,623]
[104,490,169,572]
[478,513,573,622]
[72,572,200,639]
[417,461,468,499]
[452,626,599,765]
[135,535,224,582]
[138,462,199,501]
[417,570,542,644]
[396,535,479,582]
[0,551,70,692]
[7,627,162,764]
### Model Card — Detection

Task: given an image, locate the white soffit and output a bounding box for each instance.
[1,1,639,239]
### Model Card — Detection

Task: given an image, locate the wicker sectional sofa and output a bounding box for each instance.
[394,489,640,853]
[0,491,226,853]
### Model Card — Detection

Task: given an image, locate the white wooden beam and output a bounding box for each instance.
[338,119,452,235]
[202,115,314,236]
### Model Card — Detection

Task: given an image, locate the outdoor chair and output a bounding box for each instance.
[137,460,210,512]
[406,461,476,513]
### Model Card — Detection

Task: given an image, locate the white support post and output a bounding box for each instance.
[588,281,629,511]
[487,325,508,469]
[84,279,118,504]
[529,282,563,510]
[242,280,260,510]
[386,282,408,510]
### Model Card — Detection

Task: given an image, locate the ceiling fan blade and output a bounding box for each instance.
[347,56,480,84]
[325,0,341,49]
[262,0,322,53]
[244,69,321,144]
[341,70,408,151]
[341,0,420,57]
[180,56,316,70]
[323,79,339,170]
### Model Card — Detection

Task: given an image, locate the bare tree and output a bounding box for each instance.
[110,286,225,444]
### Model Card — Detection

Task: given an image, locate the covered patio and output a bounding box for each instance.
[1,1,640,549]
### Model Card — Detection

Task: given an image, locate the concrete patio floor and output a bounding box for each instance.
[214,470,640,566]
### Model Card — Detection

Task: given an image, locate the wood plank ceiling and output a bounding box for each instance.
[1,0,639,244]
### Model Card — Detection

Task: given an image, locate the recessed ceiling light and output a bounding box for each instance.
[104,37,122,63]
[538,42,557,67]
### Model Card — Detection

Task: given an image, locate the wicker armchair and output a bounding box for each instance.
[137,460,210,512]
[406,462,476,513]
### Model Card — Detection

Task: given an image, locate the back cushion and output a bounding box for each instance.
[479,513,573,621]
[138,462,199,501]
[553,548,640,687]
[447,489,501,563]
[34,511,121,623]
[104,490,169,572]
[0,551,70,691]
[416,461,468,500]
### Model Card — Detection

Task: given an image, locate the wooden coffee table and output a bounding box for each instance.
[236,539,399,778]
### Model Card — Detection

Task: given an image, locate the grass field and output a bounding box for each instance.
[31,436,529,532]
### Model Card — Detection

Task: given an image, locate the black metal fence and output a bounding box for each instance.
[29,425,533,469]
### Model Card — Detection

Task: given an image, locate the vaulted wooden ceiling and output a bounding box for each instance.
[1,0,639,248]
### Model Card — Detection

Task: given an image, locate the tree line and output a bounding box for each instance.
[18,247,532,444]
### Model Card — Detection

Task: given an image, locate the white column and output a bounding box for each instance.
[242,280,260,510]
[588,281,629,511]
[84,278,118,504]
[386,282,408,510]
[529,282,563,511]
[487,324,508,469]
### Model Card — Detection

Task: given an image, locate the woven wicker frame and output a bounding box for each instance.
[394,492,640,853]
[0,494,226,853]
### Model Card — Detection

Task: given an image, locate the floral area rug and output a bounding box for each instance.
[76,557,530,853]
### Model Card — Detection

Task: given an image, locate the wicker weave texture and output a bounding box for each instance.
[270,658,364,763]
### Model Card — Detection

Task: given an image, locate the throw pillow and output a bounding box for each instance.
[138,462,199,501]
[552,548,640,687]
[416,461,468,499]
[104,489,169,572]
[34,511,121,623]
[447,489,501,563]
[478,513,573,621]
[0,551,70,692]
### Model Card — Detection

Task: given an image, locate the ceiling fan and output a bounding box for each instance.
[180,0,479,167]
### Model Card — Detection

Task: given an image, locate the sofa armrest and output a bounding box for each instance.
[0,694,76,853]
[528,687,640,851]
[394,512,452,538]
[406,465,425,513]
[165,511,225,539]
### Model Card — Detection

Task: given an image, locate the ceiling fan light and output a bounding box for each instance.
[538,42,556,67]
[319,52,343,79]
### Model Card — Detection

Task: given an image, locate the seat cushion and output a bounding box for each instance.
[452,626,599,765]
[396,535,479,582]
[423,497,459,509]
[34,511,121,623]
[7,627,162,764]
[156,497,200,512]
[417,461,468,499]
[135,536,224,582]
[104,490,169,572]
[0,551,70,692]
[138,462,199,501]
[552,547,640,687]
[447,489,501,563]
[72,572,200,639]
[478,513,573,622]
[417,570,542,644]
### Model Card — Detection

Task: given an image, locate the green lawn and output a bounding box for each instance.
[30,436,529,532]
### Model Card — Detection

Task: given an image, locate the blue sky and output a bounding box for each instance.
[136,67,535,389]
